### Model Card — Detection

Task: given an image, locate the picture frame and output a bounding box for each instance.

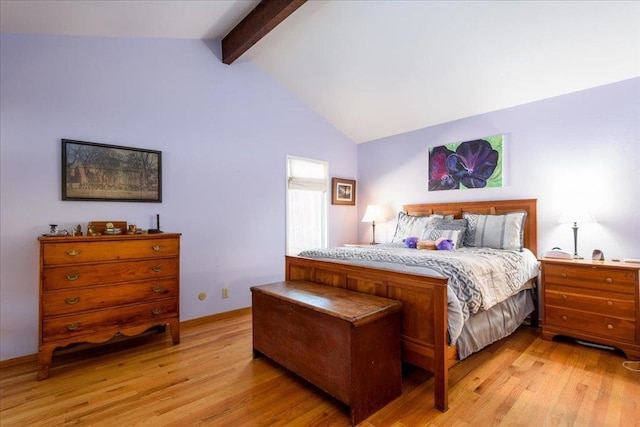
[331,177,356,206]
[62,139,162,202]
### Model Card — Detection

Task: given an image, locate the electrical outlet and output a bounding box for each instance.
[222,287,229,299]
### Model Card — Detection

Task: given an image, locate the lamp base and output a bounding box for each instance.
[572,255,584,260]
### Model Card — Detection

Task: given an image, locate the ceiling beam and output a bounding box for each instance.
[222,0,307,65]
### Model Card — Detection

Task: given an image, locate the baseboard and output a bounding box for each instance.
[0,307,252,368]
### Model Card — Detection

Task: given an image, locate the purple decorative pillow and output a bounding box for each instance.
[403,236,419,249]
[436,238,455,251]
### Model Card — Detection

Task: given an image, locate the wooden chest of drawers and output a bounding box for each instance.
[38,233,181,379]
[251,281,402,425]
[540,259,640,359]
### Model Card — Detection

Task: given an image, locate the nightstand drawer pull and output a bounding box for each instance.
[151,286,165,293]
[151,265,163,272]
[561,273,567,278]
[605,278,613,283]
[151,308,162,315]
[66,249,81,257]
[64,297,80,305]
[607,301,613,306]
[562,294,568,300]
[561,315,568,321]
[66,322,81,331]
[607,324,613,330]
[152,245,163,252]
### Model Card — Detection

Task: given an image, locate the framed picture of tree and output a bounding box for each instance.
[62,139,162,202]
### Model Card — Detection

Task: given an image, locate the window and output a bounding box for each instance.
[286,156,328,255]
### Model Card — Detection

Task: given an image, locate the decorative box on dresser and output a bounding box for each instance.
[38,233,181,380]
[540,258,640,359]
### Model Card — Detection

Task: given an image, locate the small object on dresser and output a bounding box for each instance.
[148,214,163,234]
[592,249,604,261]
[624,258,640,264]
[127,224,137,234]
[72,224,82,236]
[49,224,58,235]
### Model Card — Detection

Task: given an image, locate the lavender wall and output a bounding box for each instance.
[357,78,640,261]
[0,34,358,360]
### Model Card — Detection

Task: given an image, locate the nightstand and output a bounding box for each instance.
[540,258,640,359]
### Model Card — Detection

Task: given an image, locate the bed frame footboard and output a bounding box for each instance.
[285,255,457,411]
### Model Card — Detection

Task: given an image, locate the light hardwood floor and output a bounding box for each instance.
[1,308,638,426]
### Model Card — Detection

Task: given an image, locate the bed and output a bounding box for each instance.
[285,198,538,411]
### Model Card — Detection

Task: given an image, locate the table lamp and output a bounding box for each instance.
[362,205,386,245]
[557,210,596,259]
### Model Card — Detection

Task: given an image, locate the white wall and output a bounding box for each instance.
[0,34,358,360]
[357,79,640,261]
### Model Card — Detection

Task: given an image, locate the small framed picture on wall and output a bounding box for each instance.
[331,177,356,206]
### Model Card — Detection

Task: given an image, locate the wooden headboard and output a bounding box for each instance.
[403,198,537,256]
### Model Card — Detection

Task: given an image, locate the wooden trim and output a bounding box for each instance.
[180,307,252,328]
[222,0,307,65]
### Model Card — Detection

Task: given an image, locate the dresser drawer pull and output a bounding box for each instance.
[605,278,613,284]
[607,301,613,306]
[66,273,80,281]
[151,308,162,315]
[560,273,567,278]
[562,294,568,300]
[66,322,81,331]
[151,286,165,293]
[151,245,163,252]
[607,324,613,330]
[64,297,80,305]
[561,315,568,321]
[151,265,163,272]
[66,249,81,257]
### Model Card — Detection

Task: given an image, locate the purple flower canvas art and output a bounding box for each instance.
[428,135,503,191]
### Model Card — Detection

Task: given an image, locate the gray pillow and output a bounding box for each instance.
[391,212,444,243]
[421,218,468,248]
[462,211,527,251]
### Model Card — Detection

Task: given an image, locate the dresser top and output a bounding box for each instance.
[38,233,181,242]
[540,257,640,270]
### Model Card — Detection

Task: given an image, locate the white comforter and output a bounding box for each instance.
[297,244,539,344]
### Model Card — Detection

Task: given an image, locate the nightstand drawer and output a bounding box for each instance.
[545,306,635,342]
[544,263,636,294]
[545,285,635,318]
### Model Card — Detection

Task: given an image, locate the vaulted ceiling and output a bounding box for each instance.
[2,0,638,143]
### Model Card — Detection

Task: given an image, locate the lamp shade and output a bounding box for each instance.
[362,205,386,223]
[558,210,596,225]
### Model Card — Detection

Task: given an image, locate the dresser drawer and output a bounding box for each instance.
[42,238,179,265]
[545,306,635,342]
[544,285,635,318]
[544,263,636,294]
[42,259,179,290]
[42,298,178,342]
[42,279,178,316]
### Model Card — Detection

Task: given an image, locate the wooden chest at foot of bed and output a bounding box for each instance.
[251,281,403,425]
